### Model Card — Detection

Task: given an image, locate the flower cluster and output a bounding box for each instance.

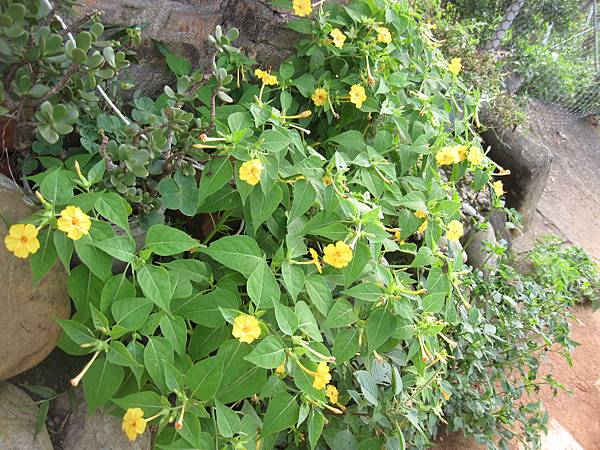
[255,68,278,86]
[4,204,90,259]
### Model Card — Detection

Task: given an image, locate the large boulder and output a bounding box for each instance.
[0,382,53,450]
[78,0,302,96]
[480,110,552,231]
[463,224,498,278]
[0,175,70,381]
[62,394,152,450]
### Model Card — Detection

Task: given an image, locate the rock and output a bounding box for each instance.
[0,382,53,450]
[63,395,152,450]
[0,175,70,381]
[433,431,485,450]
[77,0,304,96]
[489,208,511,243]
[463,224,498,277]
[480,109,553,231]
[461,202,479,219]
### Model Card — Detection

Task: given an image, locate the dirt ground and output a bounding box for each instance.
[437,108,600,450]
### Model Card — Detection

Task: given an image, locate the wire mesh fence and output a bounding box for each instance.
[444,0,600,132]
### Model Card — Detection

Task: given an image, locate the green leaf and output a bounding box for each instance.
[154,40,192,76]
[67,265,103,321]
[308,409,325,449]
[113,391,164,416]
[137,265,172,312]
[366,308,397,353]
[281,262,305,300]
[94,236,135,262]
[82,356,124,413]
[273,300,298,336]
[111,297,153,331]
[73,223,114,281]
[159,315,187,356]
[422,267,449,313]
[174,288,239,327]
[355,370,379,406]
[295,301,322,342]
[186,355,223,401]
[108,340,144,370]
[250,184,282,230]
[343,241,369,287]
[215,400,240,438]
[35,400,49,434]
[158,171,199,216]
[40,169,74,206]
[57,319,95,345]
[197,158,233,206]
[261,129,291,153]
[201,235,262,277]
[333,327,360,364]
[94,193,130,232]
[328,130,366,152]
[144,336,174,393]
[145,224,199,256]
[410,246,438,268]
[216,340,267,403]
[53,230,73,273]
[162,259,211,284]
[343,282,385,302]
[244,336,285,369]
[100,274,135,315]
[262,393,299,435]
[304,275,333,315]
[324,299,357,328]
[30,229,57,285]
[289,179,316,221]
[247,260,280,309]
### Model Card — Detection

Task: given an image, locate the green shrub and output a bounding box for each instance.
[0,0,134,158]
[527,236,600,309]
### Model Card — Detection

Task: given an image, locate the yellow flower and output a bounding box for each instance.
[312,88,328,107]
[292,0,312,17]
[312,362,331,389]
[122,408,147,442]
[57,206,91,240]
[349,84,367,109]
[456,145,468,161]
[492,180,505,197]
[325,384,339,403]
[435,146,459,166]
[394,230,402,241]
[467,146,484,166]
[322,175,333,186]
[440,388,451,401]
[415,210,428,219]
[418,219,428,234]
[376,27,392,44]
[446,220,464,241]
[448,57,462,76]
[308,248,322,273]
[330,28,347,49]
[255,68,278,86]
[4,224,40,259]
[276,363,286,375]
[239,159,263,186]
[323,241,353,269]
[232,314,261,344]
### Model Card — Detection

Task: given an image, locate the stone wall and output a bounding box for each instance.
[78,0,302,95]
